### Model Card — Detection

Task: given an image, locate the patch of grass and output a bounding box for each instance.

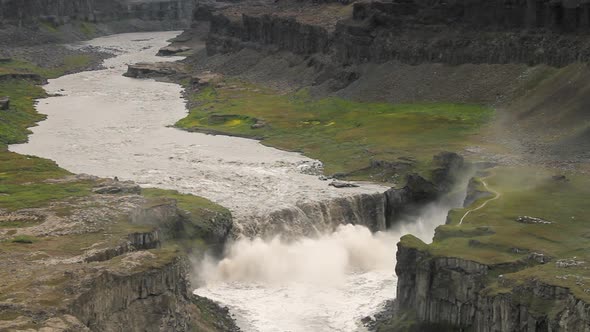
[0,80,47,149]
[176,81,493,178]
[10,235,37,244]
[415,166,590,303]
[0,56,93,79]
[79,21,96,38]
[141,188,232,248]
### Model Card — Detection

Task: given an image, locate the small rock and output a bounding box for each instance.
[516,216,553,224]
[329,181,359,188]
[0,96,9,110]
[92,181,140,195]
[123,62,186,79]
[552,175,568,182]
[528,252,551,264]
[556,258,585,268]
[251,119,267,129]
[318,175,330,181]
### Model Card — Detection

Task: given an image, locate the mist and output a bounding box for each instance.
[195,193,463,287]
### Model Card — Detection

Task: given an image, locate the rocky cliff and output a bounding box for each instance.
[201,0,590,68]
[0,0,193,26]
[393,240,590,331]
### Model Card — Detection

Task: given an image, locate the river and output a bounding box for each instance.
[9,31,457,332]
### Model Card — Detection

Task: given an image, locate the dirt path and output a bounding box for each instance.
[459,175,501,225]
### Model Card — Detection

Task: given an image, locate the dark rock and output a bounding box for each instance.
[552,174,569,182]
[0,58,11,63]
[92,181,141,195]
[156,45,192,56]
[123,62,187,79]
[0,73,45,84]
[329,181,359,188]
[528,252,551,264]
[0,97,9,110]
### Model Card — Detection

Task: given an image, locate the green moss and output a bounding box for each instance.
[10,235,37,244]
[399,234,429,251]
[176,81,493,178]
[0,56,93,79]
[0,80,47,149]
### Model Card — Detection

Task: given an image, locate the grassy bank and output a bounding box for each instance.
[176,80,493,180]
[402,166,590,302]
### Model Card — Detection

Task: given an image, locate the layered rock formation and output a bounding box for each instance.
[0,0,194,27]
[201,0,590,68]
[394,241,590,331]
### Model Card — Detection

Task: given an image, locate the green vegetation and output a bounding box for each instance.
[142,188,232,250]
[10,235,37,244]
[411,166,590,302]
[0,80,47,149]
[79,21,97,38]
[176,81,493,177]
[0,56,93,79]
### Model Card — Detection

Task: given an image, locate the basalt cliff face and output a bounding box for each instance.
[0,0,193,26]
[394,242,590,332]
[203,0,590,68]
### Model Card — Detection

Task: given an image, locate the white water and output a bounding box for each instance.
[195,202,457,332]
[9,31,456,331]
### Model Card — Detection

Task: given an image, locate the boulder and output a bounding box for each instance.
[0,97,9,110]
[250,119,267,129]
[156,45,191,56]
[123,62,186,79]
[190,71,222,87]
[92,180,141,195]
[516,216,553,224]
[329,181,360,188]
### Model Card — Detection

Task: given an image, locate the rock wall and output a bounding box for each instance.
[0,0,193,26]
[72,256,197,332]
[201,0,590,67]
[395,242,590,331]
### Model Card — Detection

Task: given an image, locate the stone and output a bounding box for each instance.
[190,71,222,87]
[156,45,191,56]
[516,216,553,224]
[251,119,267,129]
[123,62,186,79]
[0,97,9,110]
[0,58,11,63]
[329,181,359,188]
[92,181,141,195]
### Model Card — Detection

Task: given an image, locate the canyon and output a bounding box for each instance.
[1,0,590,331]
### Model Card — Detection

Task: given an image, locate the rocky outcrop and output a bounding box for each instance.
[394,241,590,331]
[0,0,193,27]
[0,96,9,110]
[0,72,45,83]
[157,45,191,56]
[124,61,187,79]
[72,255,197,331]
[200,0,590,68]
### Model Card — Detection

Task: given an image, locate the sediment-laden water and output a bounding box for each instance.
[9,31,458,331]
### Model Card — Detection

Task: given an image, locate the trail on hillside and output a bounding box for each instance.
[459,175,501,225]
